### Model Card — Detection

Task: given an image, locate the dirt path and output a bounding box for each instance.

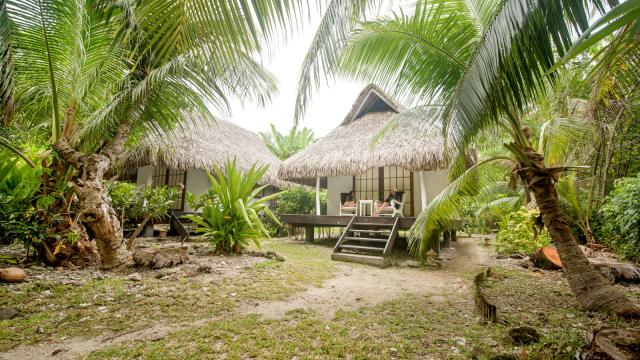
[244,237,488,319]
[1,238,487,360]
[243,265,467,319]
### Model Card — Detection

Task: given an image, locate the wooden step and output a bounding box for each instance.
[339,244,384,252]
[348,229,389,234]
[331,253,387,267]
[352,222,393,228]
[343,236,388,243]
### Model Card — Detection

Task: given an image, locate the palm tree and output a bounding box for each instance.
[296,0,640,315]
[0,0,302,269]
[259,124,316,160]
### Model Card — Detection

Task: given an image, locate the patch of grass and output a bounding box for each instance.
[86,265,640,360]
[0,276,236,351]
[86,292,485,360]
[0,239,336,352]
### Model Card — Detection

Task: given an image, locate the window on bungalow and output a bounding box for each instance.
[152,167,187,211]
[355,166,413,216]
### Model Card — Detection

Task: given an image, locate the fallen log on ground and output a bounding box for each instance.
[132,247,188,269]
[473,268,497,323]
[529,247,640,284]
[530,246,563,270]
[592,262,640,284]
[576,328,640,360]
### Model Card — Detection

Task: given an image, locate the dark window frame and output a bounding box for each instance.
[151,167,187,211]
[352,166,414,216]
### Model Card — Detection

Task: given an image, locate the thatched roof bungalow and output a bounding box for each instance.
[121,116,294,212]
[279,84,449,217]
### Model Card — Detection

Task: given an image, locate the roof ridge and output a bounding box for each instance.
[340,84,403,126]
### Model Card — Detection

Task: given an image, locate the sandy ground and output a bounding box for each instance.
[1,237,488,360]
[245,237,488,320]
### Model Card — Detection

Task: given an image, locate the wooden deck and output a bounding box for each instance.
[280,214,416,242]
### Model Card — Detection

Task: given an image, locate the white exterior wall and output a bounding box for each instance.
[326,176,353,216]
[136,166,154,187]
[413,169,449,214]
[183,169,210,213]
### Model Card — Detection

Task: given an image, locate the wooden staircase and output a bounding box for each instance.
[331,216,400,267]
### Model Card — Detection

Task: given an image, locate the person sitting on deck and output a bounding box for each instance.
[373,188,399,217]
[343,190,357,208]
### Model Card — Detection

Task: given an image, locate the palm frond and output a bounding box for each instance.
[408,156,515,257]
[294,0,382,123]
[443,0,598,152]
[555,0,640,67]
[476,194,524,215]
[337,0,479,105]
[259,123,316,159]
[538,116,594,168]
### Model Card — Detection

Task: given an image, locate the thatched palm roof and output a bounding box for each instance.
[278,84,447,179]
[120,116,292,188]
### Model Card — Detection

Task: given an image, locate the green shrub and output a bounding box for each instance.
[496,207,551,255]
[264,186,326,236]
[185,160,282,254]
[0,151,46,249]
[600,174,640,262]
[107,181,180,227]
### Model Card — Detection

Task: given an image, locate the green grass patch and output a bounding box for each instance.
[0,239,336,352]
[86,266,640,360]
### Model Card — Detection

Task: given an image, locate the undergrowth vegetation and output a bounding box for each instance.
[264,186,327,237]
[107,181,180,229]
[599,174,640,262]
[496,207,551,255]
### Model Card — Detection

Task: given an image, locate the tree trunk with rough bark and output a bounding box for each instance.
[518,148,640,317]
[36,154,100,267]
[71,153,128,269]
[53,122,131,270]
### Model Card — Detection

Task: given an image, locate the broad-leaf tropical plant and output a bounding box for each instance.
[185,160,283,254]
[298,0,640,315]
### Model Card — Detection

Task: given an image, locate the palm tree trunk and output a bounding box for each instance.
[53,123,131,270]
[519,148,639,317]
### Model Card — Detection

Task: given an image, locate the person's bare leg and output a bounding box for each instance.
[372,202,388,216]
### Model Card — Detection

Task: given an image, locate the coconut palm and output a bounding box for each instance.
[297,0,640,315]
[259,124,316,160]
[0,0,306,268]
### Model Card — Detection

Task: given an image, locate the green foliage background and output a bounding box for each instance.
[599,174,640,262]
[107,181,180,227]
[496,207,551,255]
[264,186,327,237]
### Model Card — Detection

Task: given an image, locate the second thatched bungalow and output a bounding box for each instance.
[121,115,295,214]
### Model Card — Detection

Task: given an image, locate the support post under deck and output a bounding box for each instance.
[443,230,451,248]
[305,225,314,243]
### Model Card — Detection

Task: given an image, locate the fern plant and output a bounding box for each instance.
[185,160,283,254]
